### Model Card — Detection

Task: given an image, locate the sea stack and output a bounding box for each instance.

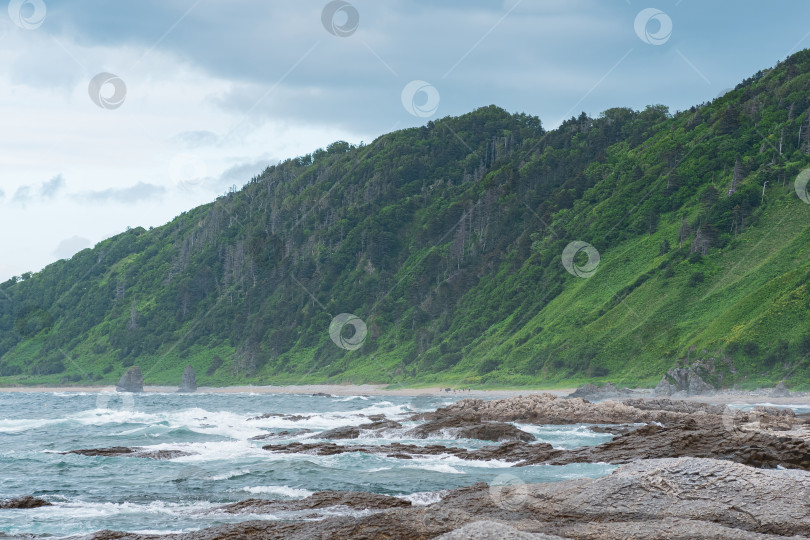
[178,365,197,393]
[116,366,144,393]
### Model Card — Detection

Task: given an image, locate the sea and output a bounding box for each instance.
[1,391,804,538]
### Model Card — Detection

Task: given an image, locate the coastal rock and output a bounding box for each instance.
[621,397,727,416]
[654,367,714,396]
[115,366,143,393]
[436,521,565,539]
[177,365,196,393]
[249,429,311,440]
[216,491,412,514]
[320,419,403,439]
[90,457,810,539]
[771,381,790,397]
[413,393,695,425]
[567,382,630,400]
[248,413,311,421]
[266,413,810,471]
[0,496,52,509]
[544,418,810,470]
[65,446,193,460]
[405,414,536,442]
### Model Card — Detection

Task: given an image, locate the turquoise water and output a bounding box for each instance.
[0,391,618,537]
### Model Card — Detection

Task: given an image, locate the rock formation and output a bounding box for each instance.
[771,381,790,397]
[81,457,810,539]
[115,366,143,392]
[567,382,630,399]
[412,393,702,425]
[177,365,197,393]
[654,367,714,396]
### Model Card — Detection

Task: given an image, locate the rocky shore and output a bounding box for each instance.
[59,393,810,539]
[74,457,810,539]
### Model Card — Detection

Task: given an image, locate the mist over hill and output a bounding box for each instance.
[4,51,810,389]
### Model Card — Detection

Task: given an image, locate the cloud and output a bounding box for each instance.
[11,186,33,207]
[8,175,67,206]
[41,174,66,199]
[77,182,167,204]
[174,130,221,148]
[53,235,92,260]
[0,189,5,200]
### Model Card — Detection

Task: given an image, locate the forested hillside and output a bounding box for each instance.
[4,51,810,389]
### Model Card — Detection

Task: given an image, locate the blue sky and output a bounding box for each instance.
[1,0,809,280]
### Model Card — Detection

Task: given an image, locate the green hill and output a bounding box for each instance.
[4,51,810,390]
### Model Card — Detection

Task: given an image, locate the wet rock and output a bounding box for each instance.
[64,446,193,460]
[588,425,637,435]
[654,367,714,396]
[177,365,196,393]
[319,419,403,439]
[311,392,334,397]
[0,496,52,509]
[216,490,412,514]
[263,440,556,464]
[248,413,311,421]
[249,429,311,441]
[266,414,810,471]
[771,381,790,397]
[541,418,810,470]
[406,413,535,442]
[115,366,143,393]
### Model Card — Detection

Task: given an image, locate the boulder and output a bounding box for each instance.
[654,367,714,396]
[177,365,197,393]
[115,366,143,393]
[771,381,790,397]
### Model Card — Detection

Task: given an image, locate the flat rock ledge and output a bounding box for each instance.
[77,457,810,539]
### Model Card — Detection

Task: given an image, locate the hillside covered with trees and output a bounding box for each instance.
[4,51,810,390]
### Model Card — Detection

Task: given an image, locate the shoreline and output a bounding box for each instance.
[0,383,575,398]
[0,383,809,404]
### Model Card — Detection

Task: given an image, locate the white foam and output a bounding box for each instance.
[397,490,447,506]
[210,468,251,481]
[403,462,463,474]
[0,417,58,433]
[337,395,369,401]
[237,485,314,498]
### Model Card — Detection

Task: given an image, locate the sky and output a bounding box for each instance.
[2,0,810,281]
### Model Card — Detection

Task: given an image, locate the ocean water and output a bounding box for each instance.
[0,391,622,537]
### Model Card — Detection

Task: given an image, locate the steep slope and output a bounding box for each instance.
[3,51,810,389]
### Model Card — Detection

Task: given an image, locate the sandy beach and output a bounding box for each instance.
[1,384,809,405]
[0,383,574,398]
